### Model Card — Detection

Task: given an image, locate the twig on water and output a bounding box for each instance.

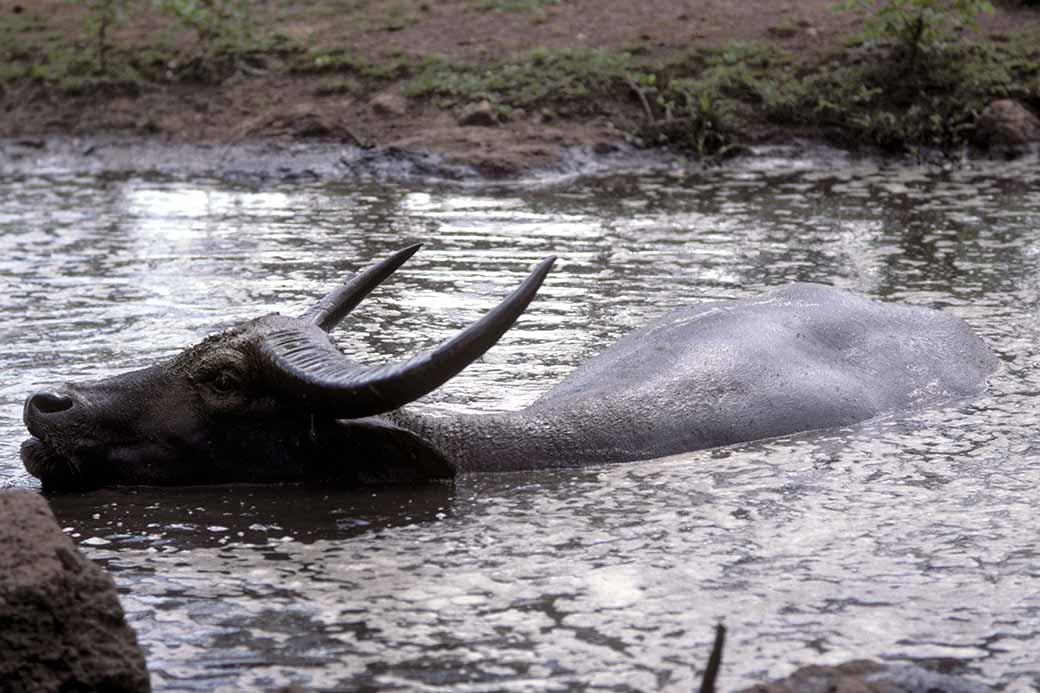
[699,623,726,693]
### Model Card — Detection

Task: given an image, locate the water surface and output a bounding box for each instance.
[1,156,1039,691]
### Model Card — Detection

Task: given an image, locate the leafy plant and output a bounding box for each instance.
[837,0,995,68]
[153,0,254,54]
[637,75,745,159]
[82,0,127,74]
[668,90,734,157]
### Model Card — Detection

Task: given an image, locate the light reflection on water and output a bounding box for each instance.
[1,157,1039,691]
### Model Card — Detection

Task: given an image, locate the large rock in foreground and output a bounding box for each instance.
[0,490,150,693]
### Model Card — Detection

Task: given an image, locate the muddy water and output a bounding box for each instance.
[1,155,1039,691]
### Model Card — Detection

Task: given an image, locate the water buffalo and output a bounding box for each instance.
[22,245,997,490]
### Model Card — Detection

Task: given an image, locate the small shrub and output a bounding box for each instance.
[82,0,128,74]
[837,0,995,68]
[651,86,737,157]
[153,0,254,54]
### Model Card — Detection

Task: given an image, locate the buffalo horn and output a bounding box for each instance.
[261,256,556,418]
[300,243,421,332]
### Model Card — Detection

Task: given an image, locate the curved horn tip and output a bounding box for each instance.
[301,243,425,330]
[528,255,557,286]
[377,242,423,267]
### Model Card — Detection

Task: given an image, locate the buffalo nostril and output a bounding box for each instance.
[29,391,75,415]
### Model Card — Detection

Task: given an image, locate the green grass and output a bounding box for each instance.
[403,48,641,110]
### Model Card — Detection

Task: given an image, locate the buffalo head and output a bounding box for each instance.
[22,245,555,490]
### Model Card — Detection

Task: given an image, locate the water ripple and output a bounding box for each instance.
[1,160,1039,690]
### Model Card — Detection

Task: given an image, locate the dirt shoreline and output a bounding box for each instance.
[0,133,681,182]
[1,132,924,184]
[2,1,1039,178]
[4,132,1036,186]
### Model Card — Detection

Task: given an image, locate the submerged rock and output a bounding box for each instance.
[739,659,988,693]
[0,490,150,693]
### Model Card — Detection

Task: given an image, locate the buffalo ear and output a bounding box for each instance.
[326,418,456,484]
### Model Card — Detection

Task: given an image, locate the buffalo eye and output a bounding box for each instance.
[207,370,242,394]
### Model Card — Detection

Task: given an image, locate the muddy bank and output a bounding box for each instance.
[0,133,683,182]
[3,1,1039,176]
[3,133,1036,185]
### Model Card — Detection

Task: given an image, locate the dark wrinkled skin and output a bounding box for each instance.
[22,316,454,490]
[22,283,999,491]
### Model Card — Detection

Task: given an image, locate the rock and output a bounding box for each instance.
[370,92,408,117]
[768,23,799,38]
[0,490,150,693]
[286,111,337,138]
[237,106,366,145]
[738,659,988,693]
[974,99,1040,148]
[457,100,499,127]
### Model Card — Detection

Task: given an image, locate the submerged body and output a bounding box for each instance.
[21,248,997,489]
[395,283,998,472]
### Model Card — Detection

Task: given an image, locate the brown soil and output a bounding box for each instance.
[1,1,1037,176]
